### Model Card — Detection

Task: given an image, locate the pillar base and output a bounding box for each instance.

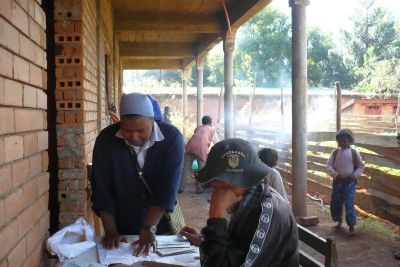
[296,216,319,226]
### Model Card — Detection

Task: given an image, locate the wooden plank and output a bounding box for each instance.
[120,42,195,57]
[299,249,324,267]
[228,0,273,29]
[122,59,183,70]
[115,13,222,33]
[298,224,328,256]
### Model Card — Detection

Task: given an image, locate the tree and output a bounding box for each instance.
[343,0,399,67]
[355,48,400,97]
[236,8,291,87]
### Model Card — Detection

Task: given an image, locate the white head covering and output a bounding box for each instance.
[120,93,154,117]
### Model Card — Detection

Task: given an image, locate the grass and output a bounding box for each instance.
[358,217,400,242]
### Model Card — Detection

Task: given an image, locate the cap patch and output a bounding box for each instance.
[222,150,245,172]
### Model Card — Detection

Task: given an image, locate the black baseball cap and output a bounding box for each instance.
[195,138,272,188]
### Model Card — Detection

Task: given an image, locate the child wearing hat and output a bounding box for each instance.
[326,128,365,236]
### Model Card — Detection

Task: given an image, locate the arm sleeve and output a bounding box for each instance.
[200,218,248,267]
[273,171,289,201]
[150,131,184,212]
[91,134,117,215]
[353,151,365,177]
[326,152,339,178]
[212,131,219,144]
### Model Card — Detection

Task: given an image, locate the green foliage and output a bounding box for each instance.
[236,8,291,87]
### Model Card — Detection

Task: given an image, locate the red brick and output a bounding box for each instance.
[34,1,45,28]
[31,192,48,223]
[37,173,49,197]
[4,135,23,162]
[0,108,14,134]
[0,77,4,104]
[13,56,30,83]
[31,110,46,130]
[0,200,5,228]
[29,18,41,46]
[29,153,42,177]
[37,89,47,109]
[16,0,28,12]
[5,188,24,222]
[37,131,48,151]
[12,158,30,187]
[26,223,40,257]
[0,0,12,21]
[5,79,23,107]
[41,151,48,172]
[7,238,27,267]
[54,22,62,33]
[27,0,34,17]
[39,211,49,237]
[17,205,33,239]
[23,237,43,267]
[0,219,18,259]
[75,21,83,32]
[76,111,84,122]
[56,111,64,124]
[0,17,20,53]
[0,138,4,166]
[0,165,12,196]
[23,133,38,156]
[11,0,29,35]
[23,85,37,108]
[29,63,42,87]
[19,34,35,62]
[0,47,13,78]
[64,111,75,124]
[15,109,32,132]
[55,89,63,100]
[23,178,38,208]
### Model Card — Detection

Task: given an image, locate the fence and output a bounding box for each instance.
[227,125,400,225]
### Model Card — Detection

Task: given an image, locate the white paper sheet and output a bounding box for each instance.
[96,236,200,266]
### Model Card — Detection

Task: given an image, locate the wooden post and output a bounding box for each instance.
[335,82,342,132]
[218,83,224,124]
[223,31,236,139]
[290,0,309,218]
[280,81,284,131]
[182,68,190,140]
[248,73,256,126]
[196,57,205,127]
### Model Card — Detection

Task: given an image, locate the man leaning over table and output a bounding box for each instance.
[91,92,184,256]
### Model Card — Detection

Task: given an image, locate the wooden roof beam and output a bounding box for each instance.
[120,42,196,57]
[115,13,223,33]
[122,59,184,70]
[227,0,273,29]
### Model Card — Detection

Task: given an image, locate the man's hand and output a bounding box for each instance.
[132,229,156,256]
[102,231,121,250]
[180,226,203,247]
[209,188,243,218]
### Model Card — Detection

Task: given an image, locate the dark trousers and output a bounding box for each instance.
[330,178,357,226]
[179,153,205,193]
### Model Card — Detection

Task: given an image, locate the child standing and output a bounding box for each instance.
[326,129,365,236]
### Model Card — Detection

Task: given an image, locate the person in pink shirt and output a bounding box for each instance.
[179,116,218,194]
[326,128,365,236]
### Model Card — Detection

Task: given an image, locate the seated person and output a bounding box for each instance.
[181,139,299,267]
[258,148,288,201]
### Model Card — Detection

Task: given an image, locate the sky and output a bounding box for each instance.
[269,0,400,37]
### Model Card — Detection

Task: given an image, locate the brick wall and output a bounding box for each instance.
[55,0,117,227]
[0,0,49,266]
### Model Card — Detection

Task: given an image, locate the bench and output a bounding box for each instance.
[298,224,338,267]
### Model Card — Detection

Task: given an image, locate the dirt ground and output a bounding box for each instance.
[178,179,400,267]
